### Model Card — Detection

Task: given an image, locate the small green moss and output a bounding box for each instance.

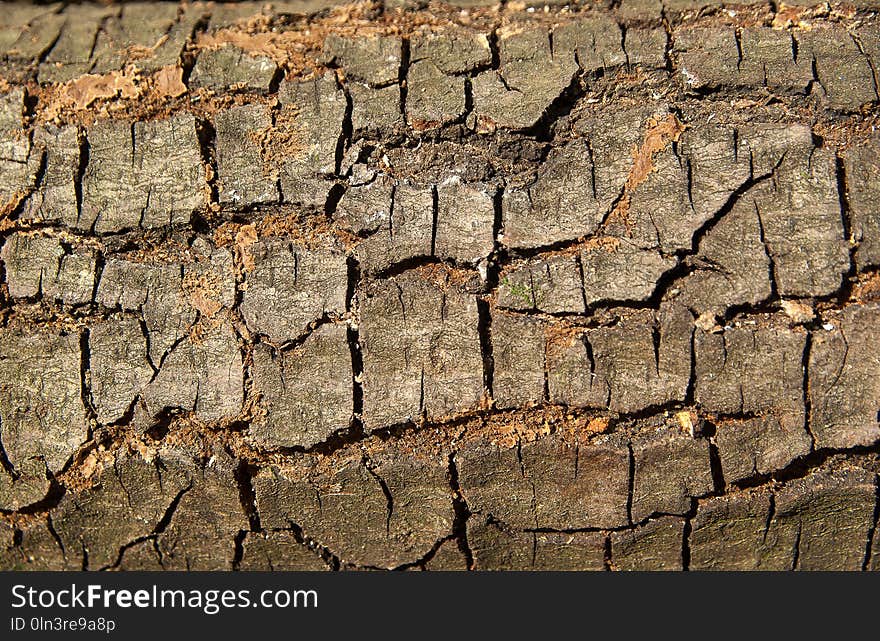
[501,277,533,306]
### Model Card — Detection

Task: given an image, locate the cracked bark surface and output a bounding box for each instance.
[1,0,880,572]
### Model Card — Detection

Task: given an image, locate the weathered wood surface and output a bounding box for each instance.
[1,0,879,571]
